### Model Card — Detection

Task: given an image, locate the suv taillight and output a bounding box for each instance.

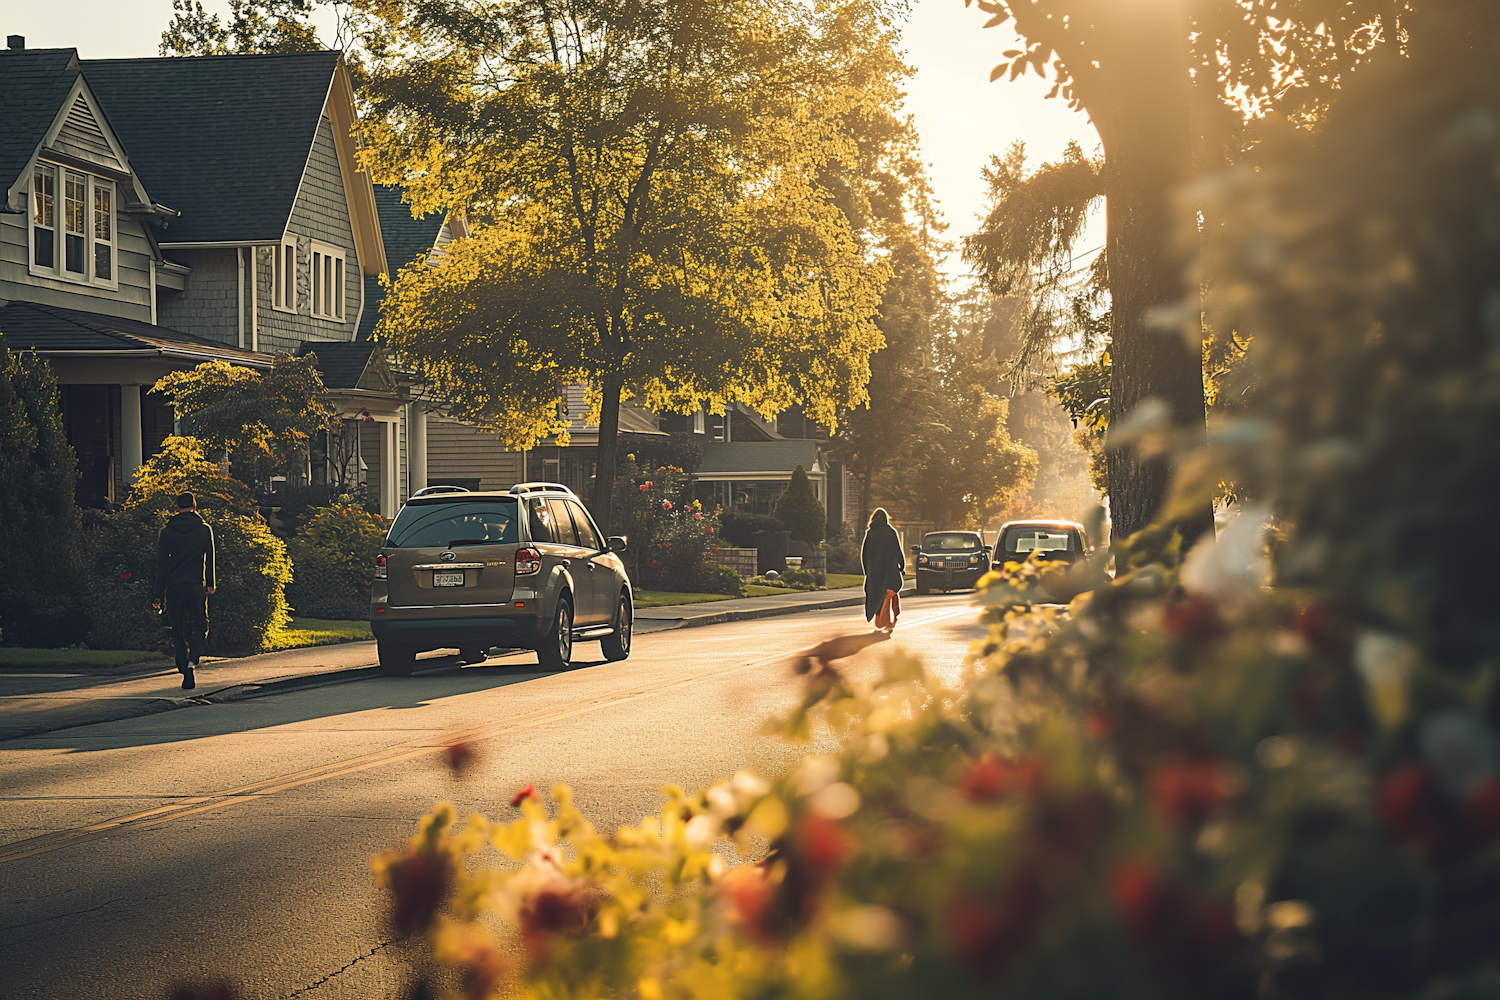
[375,553,387,579]
[515,547,541,575]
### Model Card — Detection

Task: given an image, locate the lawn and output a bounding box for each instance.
[824,573,864,589]
[0,647,164,670]
[265,618,373,651]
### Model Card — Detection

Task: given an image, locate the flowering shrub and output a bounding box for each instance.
[613,458,736,593]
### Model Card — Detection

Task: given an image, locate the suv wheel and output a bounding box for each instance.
[601,592,632,662]
[915,581,930,596]
[378,641,415,677]
[537,596,573,671]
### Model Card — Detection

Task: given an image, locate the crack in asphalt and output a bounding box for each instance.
[283,934,408,998]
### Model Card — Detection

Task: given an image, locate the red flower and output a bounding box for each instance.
[948,869,1044,979]
[119,571,133,580]
[510,784,537,807]
[798,813,851,871]
[1378,762,1451,862]
[959,755,1045,802]
[1110,859,1238,984]
[639,483,649,491]
[1148,756,1232,827]
[385,851,452,935]
[444,741,476,776]
[519,886,594,958]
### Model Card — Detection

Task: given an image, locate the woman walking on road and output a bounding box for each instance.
[861,508,905,632]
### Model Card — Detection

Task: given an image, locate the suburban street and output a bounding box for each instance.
[0,593,982,999]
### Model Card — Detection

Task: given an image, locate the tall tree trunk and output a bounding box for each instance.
[591,370,624,536]
[1091,1,1213,545]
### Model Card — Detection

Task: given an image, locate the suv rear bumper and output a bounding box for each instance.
[371,614,543,651]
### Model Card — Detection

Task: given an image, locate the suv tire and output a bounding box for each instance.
[378,641,416,677]
[601,592,632,662]
[537,596,573,671]
[915,581,930,596]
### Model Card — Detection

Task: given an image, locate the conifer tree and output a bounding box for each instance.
[774,465,826,548]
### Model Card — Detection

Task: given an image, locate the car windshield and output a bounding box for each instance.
[924,533,982,551]
[1003,527,1077,554]
[387,500,519,548]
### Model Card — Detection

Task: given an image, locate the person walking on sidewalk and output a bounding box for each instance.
[154,492,215,690]
[861,508,904,632]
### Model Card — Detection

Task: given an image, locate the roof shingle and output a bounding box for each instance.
[0,300,273,365]
[0,48,82,195]
[79,51,341,244]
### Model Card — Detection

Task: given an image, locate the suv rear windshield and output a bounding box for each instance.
[923,533,982,551]
[387,499,519,548]
[1003,527,1077,554]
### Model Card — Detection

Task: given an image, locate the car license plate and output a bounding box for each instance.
[433,571,465,587]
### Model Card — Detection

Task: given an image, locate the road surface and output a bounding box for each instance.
[0,593,983,999]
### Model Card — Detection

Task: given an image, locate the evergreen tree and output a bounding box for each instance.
[774,466,827,548]
[0,334,83,646]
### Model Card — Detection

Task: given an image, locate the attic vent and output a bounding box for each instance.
[64,95,106,142]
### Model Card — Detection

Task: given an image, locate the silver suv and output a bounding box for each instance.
[369,485,632,676]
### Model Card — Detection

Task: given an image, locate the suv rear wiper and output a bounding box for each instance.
[447,538,491,547]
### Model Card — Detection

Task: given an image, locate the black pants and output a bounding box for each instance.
[164,583,208,670]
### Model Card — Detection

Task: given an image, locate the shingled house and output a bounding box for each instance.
[0,40,424,516]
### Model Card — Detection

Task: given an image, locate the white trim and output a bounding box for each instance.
[158,240,281,248]
[26,162,119,290]
[236,247,245,349]
[43,78,130,171]
[250,245,259,352]
[309,239,347,322]
[149,257,157,324]
[272,237,298,314]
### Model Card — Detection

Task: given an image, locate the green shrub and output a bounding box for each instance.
[0,335,85,647]
[83,437,291,653]
[299,503,386,591]
[773,464,826,546]
[679,561,745,597]
[823,536,862,574]
[719,509,783,548]
[285,537,369,620]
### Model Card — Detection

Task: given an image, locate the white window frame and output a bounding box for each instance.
[28,161,117,289]
[272,237,298,313]
[309,240,346,321]
[693,410,705,434]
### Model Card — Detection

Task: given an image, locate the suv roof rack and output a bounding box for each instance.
[411,485,470,497]
[509,481,576,496]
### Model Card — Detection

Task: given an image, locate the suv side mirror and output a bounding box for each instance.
[910,544,920,553]
[983,545,993,555]
[607,535,628,553]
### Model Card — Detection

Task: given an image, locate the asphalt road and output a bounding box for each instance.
[0,592,984,1000]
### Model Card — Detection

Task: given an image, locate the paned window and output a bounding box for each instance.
[31,169,54,268]
[273,239,297,312]
[310,242,345,320]
[30,163,114,286]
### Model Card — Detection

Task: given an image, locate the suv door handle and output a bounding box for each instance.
[560,559,571,567]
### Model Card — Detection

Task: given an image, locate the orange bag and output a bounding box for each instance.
[874,588,901,631]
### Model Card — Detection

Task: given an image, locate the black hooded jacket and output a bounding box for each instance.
[861,521,905,619]
[155,511,216,597]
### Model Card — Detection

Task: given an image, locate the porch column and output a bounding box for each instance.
[408,402,427,496]
[381,419,400,520]
[120,384,143,483]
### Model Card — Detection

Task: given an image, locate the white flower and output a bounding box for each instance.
[793,755,841,796]
[1181,502,1271,604]
[831,905,904,952]
[1353,630,1419,728]
[684,814,719,850]
[809,782,861,820]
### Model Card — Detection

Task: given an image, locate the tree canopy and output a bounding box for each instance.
[357,0,916,531]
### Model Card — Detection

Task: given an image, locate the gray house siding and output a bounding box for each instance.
[428,417,526,491]
[253,115,359,356]
[0,187,153,323]
[156,248,242,348]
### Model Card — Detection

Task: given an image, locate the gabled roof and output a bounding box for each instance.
[0,300,273,367]
[374,185,446,270]
[79,51,342,245]
[696,440,823,477]
[0,48,82,193]
[295,340,398,393]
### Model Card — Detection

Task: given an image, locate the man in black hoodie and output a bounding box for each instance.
[155,492,216,690]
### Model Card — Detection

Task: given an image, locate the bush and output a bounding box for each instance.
[823,536,862,574]
[84,437,292,653]
[613,459,729,592]
[300,504,385,590]
[0,336,85,647]
[773,464,825,546]
[284,538,369,620]
[677,561,746,597]
[719,509,783,548]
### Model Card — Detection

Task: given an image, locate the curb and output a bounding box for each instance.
[634,587,914,631]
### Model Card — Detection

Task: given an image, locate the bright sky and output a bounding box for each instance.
[8,0,1103,284]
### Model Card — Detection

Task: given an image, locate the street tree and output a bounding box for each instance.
[965,0,1403,540]
[357,0,908,532]
[153,354,335,493]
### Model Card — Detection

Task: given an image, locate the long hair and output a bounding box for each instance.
[868,507,889,529]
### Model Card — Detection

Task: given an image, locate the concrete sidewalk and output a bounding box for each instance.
[0,584,902,741]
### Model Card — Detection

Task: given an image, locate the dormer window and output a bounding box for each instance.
[30,162,115,286]
[310,241,345,321]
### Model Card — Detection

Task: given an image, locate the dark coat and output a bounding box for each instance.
[861,522,905,620]
[155,511,216,597]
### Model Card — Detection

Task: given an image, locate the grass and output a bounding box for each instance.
[0,647,164,670]
[824,573,864,589]
[632,591,736,608]
[265,618,373,651]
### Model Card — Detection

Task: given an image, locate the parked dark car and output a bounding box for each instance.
[912,531,991,595]
[991,520,1094,573]
[370,485,632,676]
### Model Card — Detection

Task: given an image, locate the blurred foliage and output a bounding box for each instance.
[86,438,291,653]
[376,8,1500,998]
[0,334,85,647]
